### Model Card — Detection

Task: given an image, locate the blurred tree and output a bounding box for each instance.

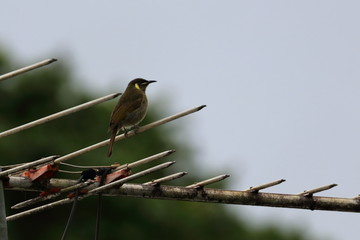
[0,49,309,240]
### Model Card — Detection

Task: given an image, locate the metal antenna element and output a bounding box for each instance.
[0,58,57,82]
[243,179,286,193]
[116,150,176,170]
[0,156,59,178]
[11,181,93,210]
[297,184,338,197]
[53,106,205,164]
[144,172,187,186]
[0,170,8,240]
[186,174,230,189]
[0,93,120,139]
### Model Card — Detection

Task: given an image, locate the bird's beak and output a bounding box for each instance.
[147,80,157,84]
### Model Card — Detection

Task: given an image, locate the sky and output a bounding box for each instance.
[1,1,360,239]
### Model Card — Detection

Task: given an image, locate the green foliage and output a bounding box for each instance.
[0,51,309,240]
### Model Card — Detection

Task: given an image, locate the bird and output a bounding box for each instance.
[107,78,156,157]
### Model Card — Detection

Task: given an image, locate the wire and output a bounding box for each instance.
[60,162,119,169]
[61,190,79,240]
[61,169,97,240]
[94,168,112,240]
[58,169,83,174]
[95,193,103,240]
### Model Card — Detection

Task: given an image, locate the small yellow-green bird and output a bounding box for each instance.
[107,78,156,157]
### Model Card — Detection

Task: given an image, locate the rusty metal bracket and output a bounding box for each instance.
[102,168,131,185]
[21,164,60,197]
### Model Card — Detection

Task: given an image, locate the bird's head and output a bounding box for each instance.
[129,78,156,92]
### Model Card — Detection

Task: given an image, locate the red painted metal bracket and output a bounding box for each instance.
[21,164,59,181]
[21,164,60,196]
[102,168,131,184]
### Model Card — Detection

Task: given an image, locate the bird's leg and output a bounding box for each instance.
[122,127,129,137]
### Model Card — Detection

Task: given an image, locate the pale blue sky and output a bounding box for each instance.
[2,1,360,239]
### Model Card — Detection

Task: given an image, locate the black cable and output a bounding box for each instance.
[61,189,79,240]
[61,169,97,240]
[94,168,112,240]
[95,192,103,240]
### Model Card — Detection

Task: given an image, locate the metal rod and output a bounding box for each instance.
[53,105,205,164]
[89,161,175,194]
[144,172,187,186]
[104,184,360,213]
[243,179,286,193]
[11,181,93,210]
[0,58,57,82]
[186,174,230,189]
[6,162,175,221]
[6,181,360,217]
[0,93,120,139]
[7,198,73,221]
[0,163,24,170]
[0,172,8,239]
[0,155,58,178]
[297,184,338,197]
[50,178,78,189]
[116,150,176,170]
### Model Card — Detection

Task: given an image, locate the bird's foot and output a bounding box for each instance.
[123,128,129,137]
[133,125,140,134]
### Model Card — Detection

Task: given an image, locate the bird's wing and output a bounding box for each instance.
[109,93,145,129]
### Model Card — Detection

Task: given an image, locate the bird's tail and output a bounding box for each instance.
[107,128,118,157]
